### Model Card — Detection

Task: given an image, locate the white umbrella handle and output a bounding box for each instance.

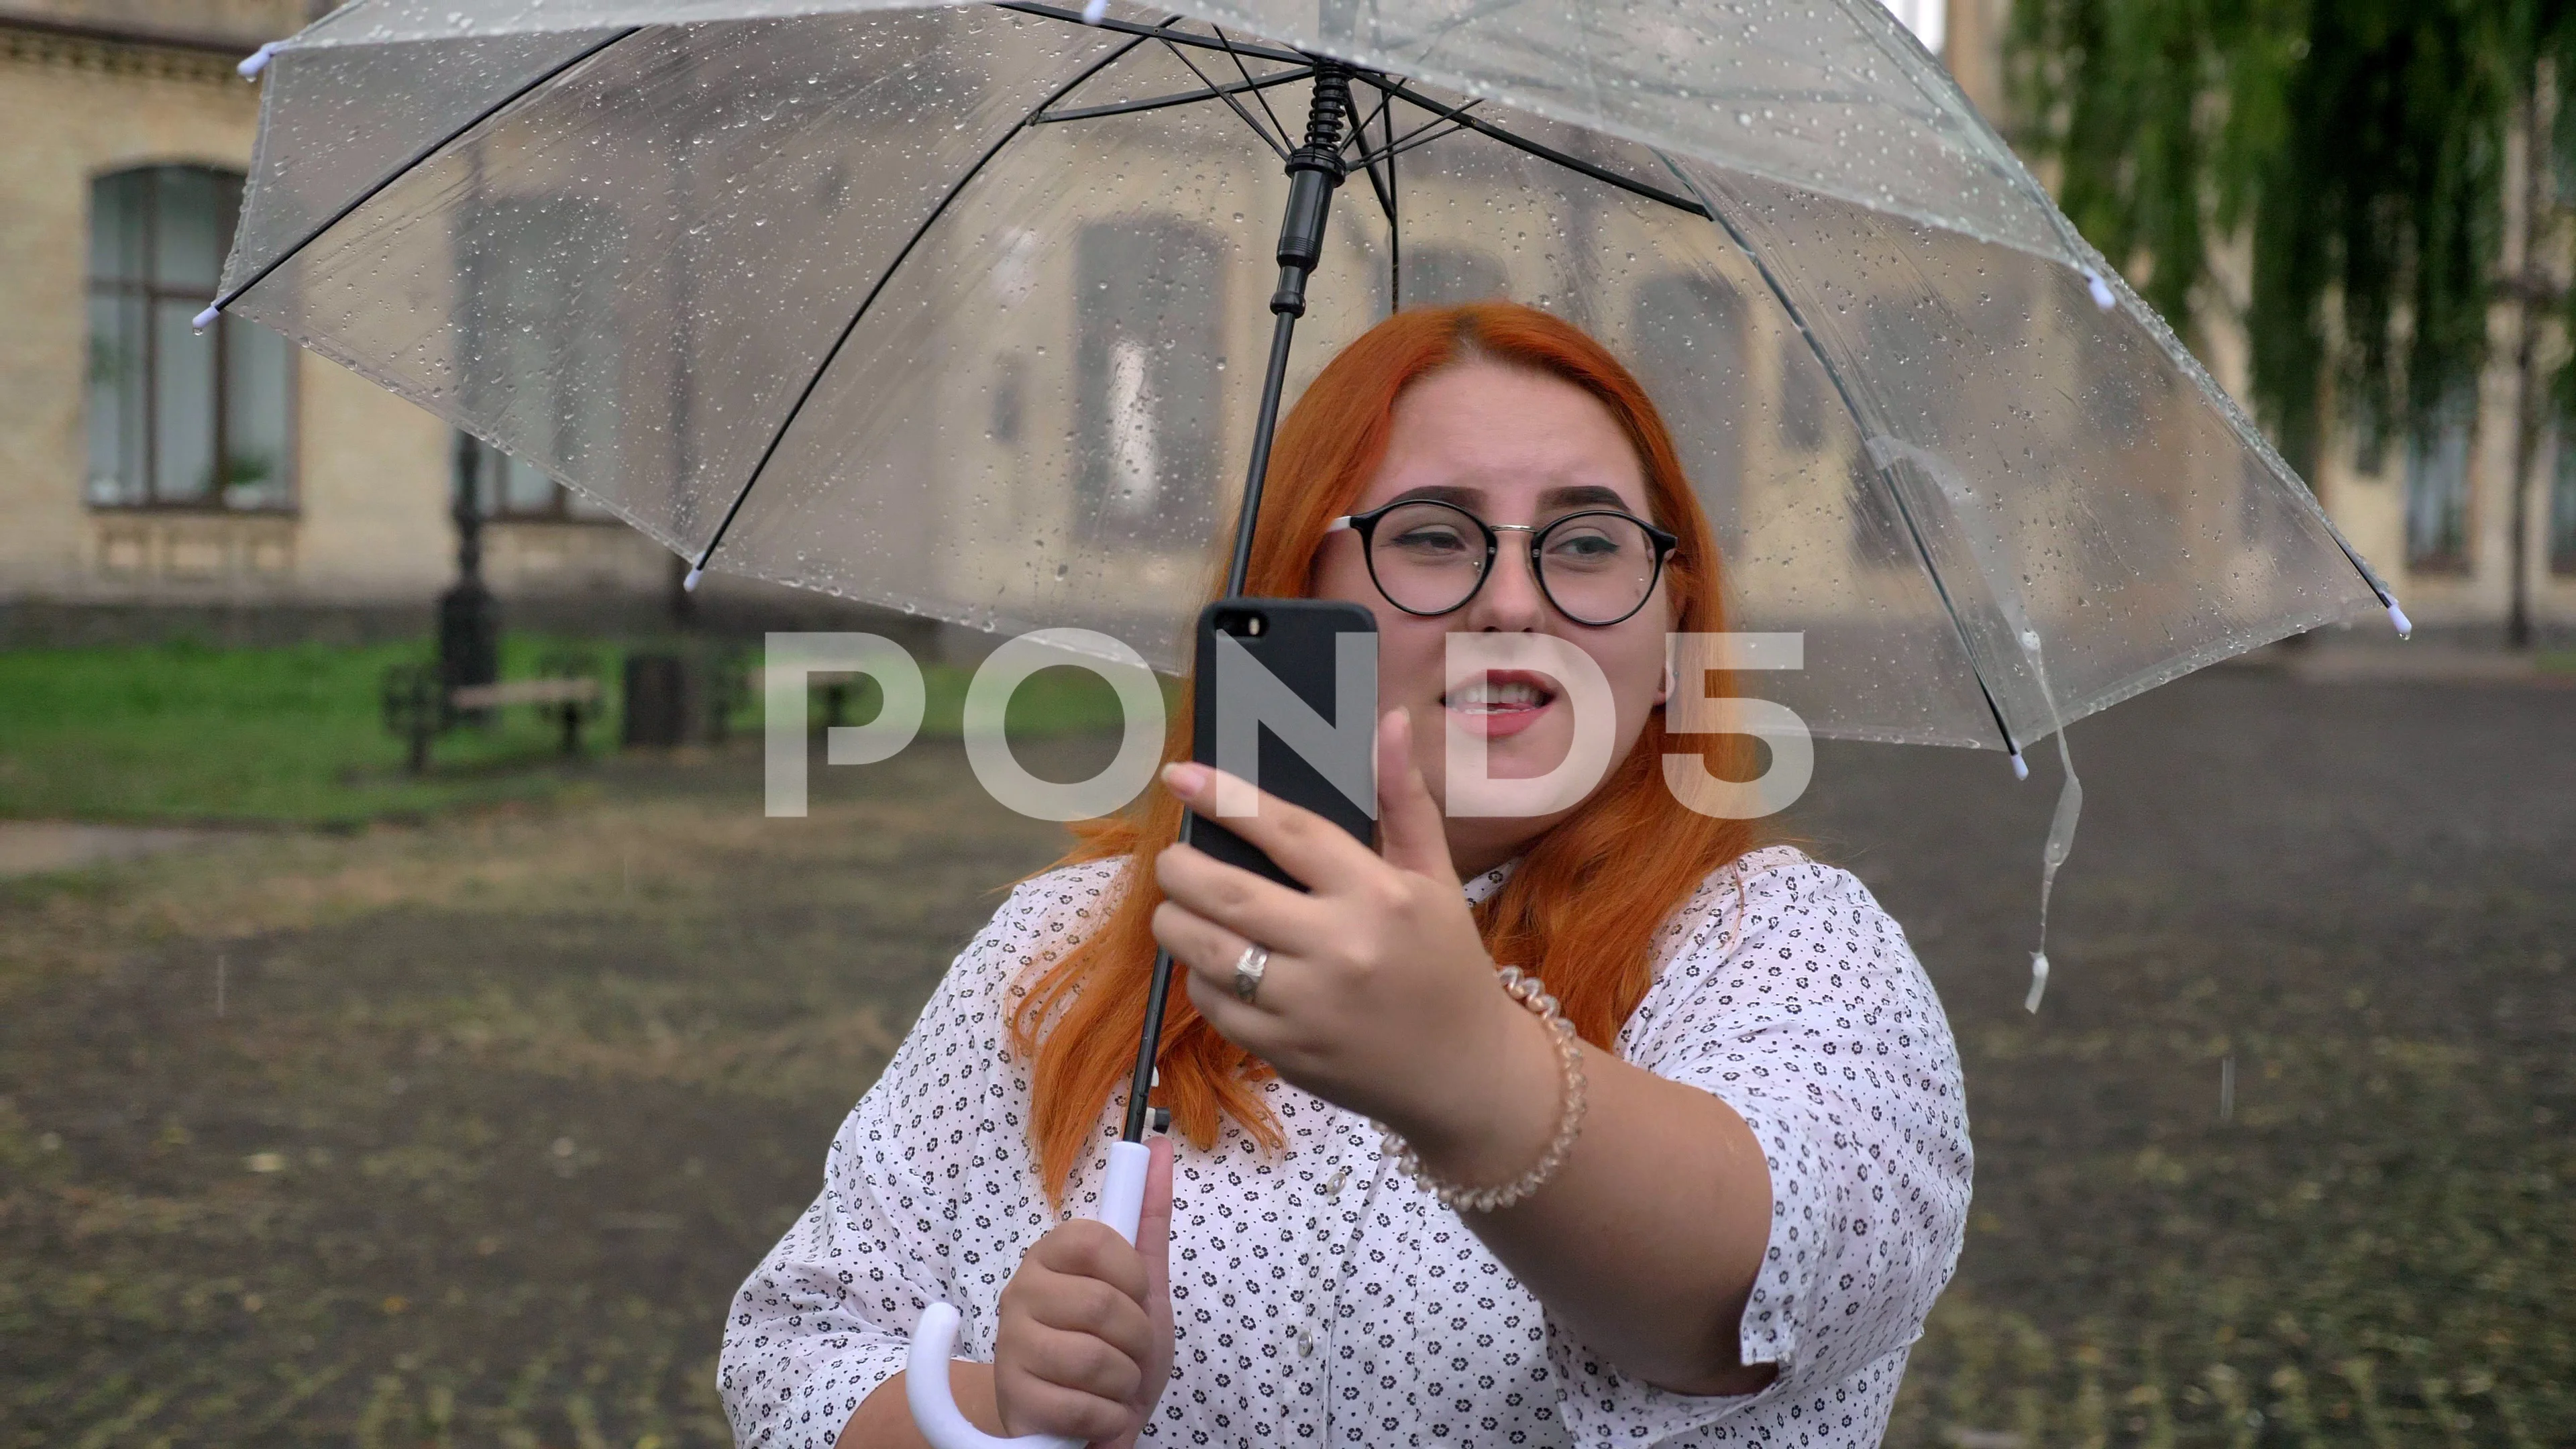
[908,1140,1152,1449]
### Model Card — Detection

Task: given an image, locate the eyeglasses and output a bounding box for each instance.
[1325,498,1680,627]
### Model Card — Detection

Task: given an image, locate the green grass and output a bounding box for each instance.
[0,640,1150,826]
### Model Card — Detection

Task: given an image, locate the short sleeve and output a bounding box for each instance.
[719,862,1123,1448]
[1546,848,1972,1445]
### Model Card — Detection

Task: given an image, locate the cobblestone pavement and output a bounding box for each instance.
[0,675,2567,1447]
[1810,671,2575,1448]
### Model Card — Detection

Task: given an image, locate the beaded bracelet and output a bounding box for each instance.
[1378,965,1589,1214]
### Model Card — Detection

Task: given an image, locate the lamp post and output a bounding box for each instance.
[439,429,499,721]
[440,131,501,720]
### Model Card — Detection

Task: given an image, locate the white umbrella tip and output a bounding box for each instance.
[2081,268,2116,311]
[682,564,705,592]
[191,305,219,331]
[2024,951,2049,1013]
[2384,599,2412,638]
[1081,0,1108,21]
[239,42,280,80]
[2008,747,2030,782]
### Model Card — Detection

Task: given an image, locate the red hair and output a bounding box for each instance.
[1010,302,1760,1201]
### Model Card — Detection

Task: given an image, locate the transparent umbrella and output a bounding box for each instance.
[201,6,2404,1441]
[207,0,2404,739]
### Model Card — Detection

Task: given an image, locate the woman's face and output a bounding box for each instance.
[1310,359,1674,876]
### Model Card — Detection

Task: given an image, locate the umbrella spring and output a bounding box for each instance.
[1300,64,1354,156]
[1271,60,1354,318]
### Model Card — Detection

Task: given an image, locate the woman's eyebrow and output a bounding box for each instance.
[1539,484,1633,511]
[1382,484,1485,508]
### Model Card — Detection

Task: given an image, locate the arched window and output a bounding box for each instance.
[2404,399,2475,575]
[1073,217,1224,547]
[86,165,295,510]
[453,193,622,521]
[1629,271,1748,486]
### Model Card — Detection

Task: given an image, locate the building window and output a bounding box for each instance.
[2553,424,2576,576]
[1629,272,1749,555]
[86,166,295,511]
[1629,272,1747,466]
[465,436,617,521]
[453,193,625,504]
[2404,405,2474,574]
[1074,218,1224,548]
[1776,331,1831,453]
[991,354,1026,448]
[1401,246,1509,309]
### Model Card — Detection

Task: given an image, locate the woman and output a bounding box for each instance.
[722,302,1970,1448]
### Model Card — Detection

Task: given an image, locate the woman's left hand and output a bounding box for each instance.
[1152,710,1560,1177]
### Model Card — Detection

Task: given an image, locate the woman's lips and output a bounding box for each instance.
[1442,670,1557,740]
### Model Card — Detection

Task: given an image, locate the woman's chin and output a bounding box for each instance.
[1440,720,1581,788]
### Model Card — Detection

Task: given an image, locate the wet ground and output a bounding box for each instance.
[1,670,2568,1448]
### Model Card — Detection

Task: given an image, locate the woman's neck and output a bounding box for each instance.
[1444,825,1545,879]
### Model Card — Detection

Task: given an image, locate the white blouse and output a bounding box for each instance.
[722,845,1971,1448]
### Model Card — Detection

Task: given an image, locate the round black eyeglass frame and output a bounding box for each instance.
[1326,499,1682,627]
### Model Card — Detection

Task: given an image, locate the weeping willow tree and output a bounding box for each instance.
[2008,0,2576,644]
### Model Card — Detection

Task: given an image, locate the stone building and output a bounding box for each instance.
[2,0,2565,645]
[0,0,685,643]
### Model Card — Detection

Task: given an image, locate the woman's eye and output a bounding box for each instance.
[1389,527,1470,555]
[1546,531,1623,561]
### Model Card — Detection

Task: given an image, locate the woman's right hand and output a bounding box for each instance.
[991,1134,1174,1446]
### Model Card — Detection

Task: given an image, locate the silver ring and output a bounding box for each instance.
[1231,944,1271,1004]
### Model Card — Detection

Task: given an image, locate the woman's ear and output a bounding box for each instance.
[1656,637,1675,708]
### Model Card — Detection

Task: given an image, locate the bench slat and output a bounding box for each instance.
[448,678,601,710]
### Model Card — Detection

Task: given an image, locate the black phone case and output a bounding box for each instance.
[1187,598,1379,889]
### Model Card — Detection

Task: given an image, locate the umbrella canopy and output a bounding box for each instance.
[211,0,2400,760]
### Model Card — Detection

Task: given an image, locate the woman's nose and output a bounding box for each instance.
[1462,537,1546,631]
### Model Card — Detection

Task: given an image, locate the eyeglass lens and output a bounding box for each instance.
[1366,500,1660,625]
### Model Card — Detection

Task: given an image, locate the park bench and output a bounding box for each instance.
[382,661,602,773]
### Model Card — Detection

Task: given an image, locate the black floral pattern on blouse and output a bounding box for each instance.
[721,846,1970,1447]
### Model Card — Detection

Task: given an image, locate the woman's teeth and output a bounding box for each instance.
[1446,680,1550,712]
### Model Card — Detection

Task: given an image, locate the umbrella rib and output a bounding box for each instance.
[1032,66,1313,126]
[1344,85,1395,160]
[1155,35,1289,160]
[995,2,1306,65]
[198,25,643,322]
[685,24,1167,586]
[1345,100,1481,166]
[1352,76,1711,221]
[1354,127,1397,236]
[1339,77,1401,304]
[1351,113,1481,167]
[1385,88,1400,311]
[1655,153,2027,760]
[1210,27,1293,152]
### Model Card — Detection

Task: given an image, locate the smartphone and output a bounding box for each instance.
[1187,598,1379,889]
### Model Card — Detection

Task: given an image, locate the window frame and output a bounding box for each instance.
[84,164,299,515]
[2551,421,2576,578]
[2402,407,2475,577]
[465,435,621,524]
[1071,215,1228,550]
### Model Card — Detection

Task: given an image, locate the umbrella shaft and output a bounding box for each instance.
[1226,311,1302,595]
[1122,946,1179,1141]
[1124,62,1358,1146]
